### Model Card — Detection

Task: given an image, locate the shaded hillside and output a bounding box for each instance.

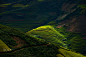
[44,0,86,39]
[0,41,86,57]
[0,42,86,57]
[0,24,48,51]
[1,0,84,33]
[0,0,86,56]
[0,0,69,32]
[55,4,86,39]
[0,24,86,57]
[46,2,86,55]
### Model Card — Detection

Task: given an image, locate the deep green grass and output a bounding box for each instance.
[0,0,63,32]
[0,43,86,57]
[0,24,48,49]
[0,24,86,57]
[78,4,86,14]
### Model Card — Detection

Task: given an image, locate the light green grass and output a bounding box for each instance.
[78,4,86,14]
[56,54,64,57]
[0,3,12,7]
[26,25,67,46]
[0,39,11,52]
[0,0,29,7]
[12,3,29,7]
[59,48,86,57]
[78,4,86,9]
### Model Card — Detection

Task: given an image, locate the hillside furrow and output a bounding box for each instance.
[0,43,50,54]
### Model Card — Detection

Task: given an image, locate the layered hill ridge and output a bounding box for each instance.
[0,24,48,52]
[55,4,86,39]
[0,0,86,34]
[0,0,71,32]
[45,2,86,39]
[0,0,86,57]
[26,25,68,48]
[0,24,86,57]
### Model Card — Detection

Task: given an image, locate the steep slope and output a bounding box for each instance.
[45,0,86,39]
[26,25,67,47]
[0,39,11,52]
[0,0,86,56]
[0,42,86,57]
[0,24,48,51]
[58,48,86,57]
[0,24,86,57]
[0,0,68,32]
[46,1,86,55]
[55,4,86,39]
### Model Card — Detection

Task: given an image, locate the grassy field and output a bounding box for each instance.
[0,39,11,52]
[78,4,86,14]
[0,43,86,57]
[59,48,86,57]
[0,0,62,32]
[0,24,86,57]
[26,25,67,47]
[0,24,48,49]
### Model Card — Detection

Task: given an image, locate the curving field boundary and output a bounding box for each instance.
[0,43,50,54]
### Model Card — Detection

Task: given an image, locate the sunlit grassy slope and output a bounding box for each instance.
[0,24,86,57]
[56,54,64,57]
[78,4,86,14]
[12,3,29,7]
[26,25,67,46]
[0,0,29,7]
[0,3,12,7]
[58,48,86,57]
[0,39,11,52]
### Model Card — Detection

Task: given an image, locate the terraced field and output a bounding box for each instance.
[0,39,11,52]
[26,25,67,47]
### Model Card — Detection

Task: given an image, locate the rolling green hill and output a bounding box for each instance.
[0,24,48,50]
[0,0,67,32]
[26,25,68,47]
[0,24,86,57]
[1,43,86,57]
[0,0,86,57]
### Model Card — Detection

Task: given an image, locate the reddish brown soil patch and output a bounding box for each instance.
[12,43,50,53]
[11,36,27,48]
[56,24,64,28]
[56,15,86,33]
[82,36,86,39]
[61,3,76,12]
[0,42,50,54]
[67,23,78,31]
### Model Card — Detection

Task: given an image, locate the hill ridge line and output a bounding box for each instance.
[0,43,50,54]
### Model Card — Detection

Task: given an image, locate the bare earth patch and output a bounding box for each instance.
[56,24,64,28]
[11,36,27,48]
[61,3,76,12]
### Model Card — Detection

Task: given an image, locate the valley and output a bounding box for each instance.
[0,0,86,57]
